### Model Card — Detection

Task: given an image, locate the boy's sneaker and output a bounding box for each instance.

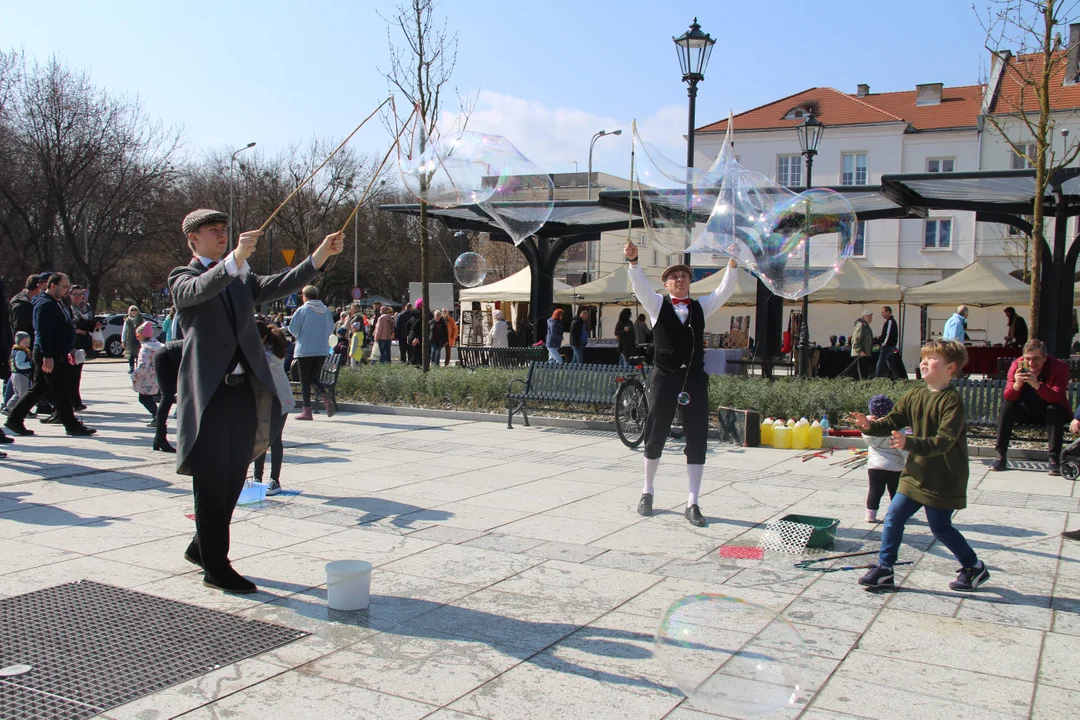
[949,561,989,592]
[265,479,281,496]
[858,564,894,590]
[989,457,1007,471]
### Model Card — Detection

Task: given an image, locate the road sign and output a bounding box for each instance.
[285,294,298,310]
[281,249,296,266]
[351,287,362,300]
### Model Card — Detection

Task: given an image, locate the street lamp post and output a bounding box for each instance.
[228,142,256,252]
[586,129,622,279]
[587,129,622,200]
[795,114,825,377]
[674,18,715,266]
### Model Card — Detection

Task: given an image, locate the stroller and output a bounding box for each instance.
[1061,436,1080,480]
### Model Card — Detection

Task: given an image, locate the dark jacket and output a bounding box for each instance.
[615,318,636,359]
[570,317,589,348]
[32,292,76,361]
[545,317,564,348]
[395,310,411,342]
[430,317,448,346]
[10,290,35,337]
[877,316,898,348]
[407,310,431,344]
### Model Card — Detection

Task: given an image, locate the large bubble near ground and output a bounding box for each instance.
[655,593,810,716]
[399,119,554,245]
[632,118,858,300]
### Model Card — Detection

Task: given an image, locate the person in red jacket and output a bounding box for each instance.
[992,339,1071,475]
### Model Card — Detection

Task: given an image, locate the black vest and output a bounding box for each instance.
[652,298,704,373]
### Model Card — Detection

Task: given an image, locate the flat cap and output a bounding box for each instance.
[182,209,229,235]
[662,264,692,282]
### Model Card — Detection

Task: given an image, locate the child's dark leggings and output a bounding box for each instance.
[867,469,900,511]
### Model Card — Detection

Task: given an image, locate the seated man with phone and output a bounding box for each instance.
[992,339,1071,475]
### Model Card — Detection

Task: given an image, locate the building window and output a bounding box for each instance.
[777,155,803,187]
[652,249,659,266]
[841,153,868,185]
[841,221,867,257]
[1011,143,1036,169]
[924,219,952,249]
[927,158,955,172]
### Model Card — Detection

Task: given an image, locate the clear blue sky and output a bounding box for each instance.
[1,0,1007,175]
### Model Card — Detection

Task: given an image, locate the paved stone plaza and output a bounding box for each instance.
[1,362,1078,719]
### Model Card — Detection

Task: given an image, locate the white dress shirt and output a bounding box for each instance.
[627,261,737,327]
[197,253,249,373]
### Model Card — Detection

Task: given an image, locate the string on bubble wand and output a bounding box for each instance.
[338,99,416,234]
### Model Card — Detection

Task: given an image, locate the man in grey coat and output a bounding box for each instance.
[170,208,343,594]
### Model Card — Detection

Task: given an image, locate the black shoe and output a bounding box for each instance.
[989,457,1007,471]
[203,566,257,594]
[685,504,706,527]
[4,420,33,437]
[858,564,895,589]
[1048,460,1062,477]
[153,436,176,453]
[637,493,653,516]
[0,450,6,459]
[1062,529,1080,541]
[146,419,158,427]
[73,404,87,412]
[0,431,13,444]
[949,561,990,592]
[39,414,60,425]
[66,424,96,437]
[183,542,203,568]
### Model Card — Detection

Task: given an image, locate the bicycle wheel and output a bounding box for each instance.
[615,377,649,449]
[670,406,685,440]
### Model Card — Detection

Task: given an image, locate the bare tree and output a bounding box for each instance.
[382,0,471,370]
[980,0,1080,336]
[472,232,526,282]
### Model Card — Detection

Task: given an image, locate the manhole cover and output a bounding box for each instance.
[0,581,306,719]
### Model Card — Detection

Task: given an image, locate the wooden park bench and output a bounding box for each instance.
[505,361,626,428]
[953,377,1080,437]
[458,345,548,369]
[289,353,343,412]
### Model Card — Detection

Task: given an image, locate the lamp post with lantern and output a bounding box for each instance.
[673,18,715,266]
[794,113,825,377]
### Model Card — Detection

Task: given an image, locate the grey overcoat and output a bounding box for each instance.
[168,256,319,475]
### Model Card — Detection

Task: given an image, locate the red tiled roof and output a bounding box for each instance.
[697,85,984,134]
[991,50,1080,114]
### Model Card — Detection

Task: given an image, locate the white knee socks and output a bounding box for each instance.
[687,464,704,507]
[642,457,659,495]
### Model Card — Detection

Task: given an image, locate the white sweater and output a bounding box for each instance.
[863,433,907,472]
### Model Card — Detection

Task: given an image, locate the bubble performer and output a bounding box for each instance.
[625,239,737,527]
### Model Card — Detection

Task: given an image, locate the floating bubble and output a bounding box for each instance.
[454,252,488,288]
[632,118,858,300]
[655,593,809,716]
[399,119,554,245]
[677,391,691,406]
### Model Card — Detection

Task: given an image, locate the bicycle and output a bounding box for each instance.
[614,356,684,448]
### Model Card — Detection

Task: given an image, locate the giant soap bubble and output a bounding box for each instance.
[655,593,809,716]
[453,252,487,287]
[632,118,858,300]
[399,119,554,245]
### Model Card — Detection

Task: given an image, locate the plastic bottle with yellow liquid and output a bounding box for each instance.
[760,417,774,446]
[772,419,792,449]
[792,418,809,450]
[809,419,823,449]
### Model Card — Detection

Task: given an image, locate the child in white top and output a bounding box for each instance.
[863,394,907,523]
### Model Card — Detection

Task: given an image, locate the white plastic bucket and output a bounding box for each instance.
[325,560,372,611]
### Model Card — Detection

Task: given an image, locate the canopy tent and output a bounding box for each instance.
[803,261,904,304]
[687,267,760,306]
[358,295,401,309]
[554,266,663,304]
[459,266,570,303]
[902,258,1031,307]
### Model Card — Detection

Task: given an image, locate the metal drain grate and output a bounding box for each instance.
[0,581,307,720]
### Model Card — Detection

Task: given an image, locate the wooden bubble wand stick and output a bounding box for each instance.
[258,96,393,233]
[338,102,417,234]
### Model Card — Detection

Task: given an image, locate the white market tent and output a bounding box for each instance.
[554,266,663,305]
[806,261,904,304]
[902,257,1031,307]
[687,267,760,306]
[459,267,570,303]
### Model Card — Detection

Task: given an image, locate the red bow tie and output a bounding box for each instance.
[672,297,690,306]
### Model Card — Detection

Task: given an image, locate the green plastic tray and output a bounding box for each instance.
[781,513,840,549]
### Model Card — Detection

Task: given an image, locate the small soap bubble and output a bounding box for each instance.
[453,252,488,288]
[677,391,691,406]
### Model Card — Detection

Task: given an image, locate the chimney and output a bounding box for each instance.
[856,84,870,97]
[915,83,943,106]
[1067,23,1080,85]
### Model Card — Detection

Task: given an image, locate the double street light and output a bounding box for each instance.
[795,113,825,377]
[228,142,257,251]
[674,18,715,266]
[587,129,622,200]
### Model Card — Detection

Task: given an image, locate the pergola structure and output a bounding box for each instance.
[381,168,1080,357]
[378,201,644,335]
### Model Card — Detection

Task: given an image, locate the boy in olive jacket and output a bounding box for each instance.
[852,339,989,592]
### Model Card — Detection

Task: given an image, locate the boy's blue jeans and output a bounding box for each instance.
[879,492,978,569]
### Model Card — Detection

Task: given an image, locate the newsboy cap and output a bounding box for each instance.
[181,209,229,235]
[662,264,692,283]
